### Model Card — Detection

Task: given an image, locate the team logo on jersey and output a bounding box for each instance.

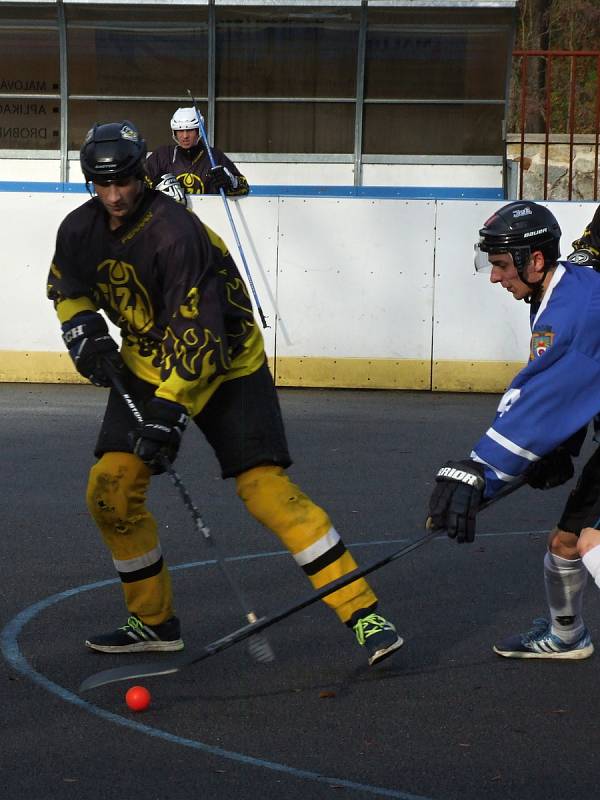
[530,329,555,360]
[96,259,154,333]
[177,172,205,194]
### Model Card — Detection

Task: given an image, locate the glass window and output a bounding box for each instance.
[363,103,505,156]
[216,101,354,153]
[215,5,360,153]
[364,7,514,156]
[66,5,208,150]
[69,100,190,153]
[0,5,60,150]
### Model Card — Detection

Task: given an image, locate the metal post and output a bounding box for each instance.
[353,0,368,188]
[207,0,216,146]
[57,0,69,185]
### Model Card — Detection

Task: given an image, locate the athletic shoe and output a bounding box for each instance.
[493,617,594,660]
[85,614,184,653]
[352,611,404,666]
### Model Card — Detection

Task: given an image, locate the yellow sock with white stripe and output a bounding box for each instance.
[86,452,174,626]
[236,465,377,623]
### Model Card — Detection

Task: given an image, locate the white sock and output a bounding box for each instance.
[544,550,587,643]
[582,543,600,590]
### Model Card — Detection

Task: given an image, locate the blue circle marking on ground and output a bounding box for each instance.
[1,545,436,800]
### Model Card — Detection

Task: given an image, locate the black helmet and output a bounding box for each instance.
[475,201,561,273]
[80,121,147,183]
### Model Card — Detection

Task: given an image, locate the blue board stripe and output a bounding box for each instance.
[0,180,503,200]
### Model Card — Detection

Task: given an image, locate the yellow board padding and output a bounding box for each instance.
[0,351,526,393]
[0,351,87,383]
[275,356,430,390]
[432,359,526,393]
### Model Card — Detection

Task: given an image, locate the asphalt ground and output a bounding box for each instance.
[2,383,600,800]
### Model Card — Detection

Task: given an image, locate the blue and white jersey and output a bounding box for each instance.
[472,261,600,498]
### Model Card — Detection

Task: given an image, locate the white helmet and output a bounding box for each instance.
[170,107,200,144]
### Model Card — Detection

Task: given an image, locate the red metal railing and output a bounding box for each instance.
[512,50,600,200]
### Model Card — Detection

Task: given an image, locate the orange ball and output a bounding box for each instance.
[125,685,151,712]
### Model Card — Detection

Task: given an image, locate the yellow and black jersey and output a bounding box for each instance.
[47,188,264,415]
[146,144,249,197]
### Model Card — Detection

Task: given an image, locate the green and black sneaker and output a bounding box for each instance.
[352,611,403,666]
[85,614,184,654]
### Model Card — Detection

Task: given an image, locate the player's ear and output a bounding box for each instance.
[529,250,546,277]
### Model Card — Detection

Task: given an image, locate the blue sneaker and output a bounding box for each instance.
[493,617,594,660]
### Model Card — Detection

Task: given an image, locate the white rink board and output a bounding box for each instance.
[433,200,594,362]
[188,194,278,354]
[1,192,598,387]
[1,192,85,351]
[276,197,436,358]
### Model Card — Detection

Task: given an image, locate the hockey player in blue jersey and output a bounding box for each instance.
[428,200,600,660]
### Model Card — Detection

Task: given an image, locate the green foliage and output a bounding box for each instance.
[509,0,600,133]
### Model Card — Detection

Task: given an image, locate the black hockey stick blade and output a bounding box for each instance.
[79,530,434,691]
[79,476,525,691]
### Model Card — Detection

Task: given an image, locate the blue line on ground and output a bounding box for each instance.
[0,549,433,800]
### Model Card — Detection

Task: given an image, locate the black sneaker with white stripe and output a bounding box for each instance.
[85,614,184,653]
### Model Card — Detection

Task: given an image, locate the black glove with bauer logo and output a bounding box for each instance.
[428,459,486,543]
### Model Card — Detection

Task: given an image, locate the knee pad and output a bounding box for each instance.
[236,465,330,538]
[87,452,151,532]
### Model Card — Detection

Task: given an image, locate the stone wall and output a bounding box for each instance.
[506,136,600,201]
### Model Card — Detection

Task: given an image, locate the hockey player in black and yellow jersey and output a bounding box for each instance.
[47,120,402,666]
[146,107,249,198]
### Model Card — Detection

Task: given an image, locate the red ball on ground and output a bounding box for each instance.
[125,685,151,712]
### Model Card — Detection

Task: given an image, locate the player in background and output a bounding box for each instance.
[427,200,600,660]
[146,107,249,202]
[46,120,402,667]
[569,203,600,271]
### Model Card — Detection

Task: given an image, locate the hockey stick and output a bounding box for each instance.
[105,363,274,665]
[186,89,269,329]
[80,476,525,691]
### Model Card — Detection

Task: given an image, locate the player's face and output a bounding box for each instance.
[489,253,531,300]
[94,177,143,226]
[175,128,200,148]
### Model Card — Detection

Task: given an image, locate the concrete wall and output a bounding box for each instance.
[0,192,594,392]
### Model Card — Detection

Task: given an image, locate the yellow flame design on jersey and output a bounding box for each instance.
[162,325,229,382]
[180,288,200,319]
[96,259,154,333]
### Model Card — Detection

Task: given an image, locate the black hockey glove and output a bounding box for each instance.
[155,173,187,206]
[428,459,486,543]
[62,312,123,387]
[525,446,574,490]
[132,397,189,474]
[566,248,600,272]
[208,164,238,193]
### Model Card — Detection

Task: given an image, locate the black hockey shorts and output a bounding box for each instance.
[558,444,600,535]
[94,361,292,479]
